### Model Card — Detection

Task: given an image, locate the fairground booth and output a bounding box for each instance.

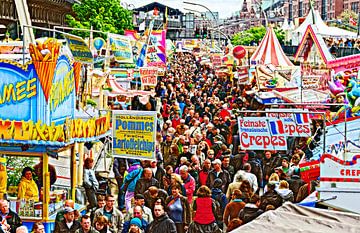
[0,38,111,231]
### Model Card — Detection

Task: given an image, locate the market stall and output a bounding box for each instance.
[0,38,111,231]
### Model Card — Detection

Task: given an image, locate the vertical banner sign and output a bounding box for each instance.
[112,111,157,160]
[140,67,158,86]
[64,34,93,64]
[266,109,311,137]
[238,117,287,150]
[109,34,134,63]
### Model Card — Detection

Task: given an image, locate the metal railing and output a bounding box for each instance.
[281,45,360,57]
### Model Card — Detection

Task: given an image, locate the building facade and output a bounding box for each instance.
[0,0,76,39]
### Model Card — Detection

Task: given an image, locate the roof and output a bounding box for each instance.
[294,24,334,64]
[134,1,183,16]
[231,202,360,233]
[292,10,357,45]
[250,27,294,67]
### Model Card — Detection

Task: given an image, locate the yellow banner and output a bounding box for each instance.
[112,110,157,160]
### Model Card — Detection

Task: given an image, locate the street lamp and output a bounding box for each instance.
[183,1,221,44]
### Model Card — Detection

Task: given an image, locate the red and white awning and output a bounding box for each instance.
[250,27,294,67]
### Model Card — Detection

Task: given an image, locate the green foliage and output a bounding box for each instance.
[334,10,358,32]
[231,26,285,46]
[7,157,37,187]
[66,0,134,38]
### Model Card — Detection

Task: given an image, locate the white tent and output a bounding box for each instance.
[292,10,357,45]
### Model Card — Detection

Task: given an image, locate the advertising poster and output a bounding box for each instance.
[146,30,167,68]
[64,34,93,64]
[236,66,249,84]
[238,117,287,150]
[266,109,311,137]
[140,67,158,86]
[109,34,134,63]
[112,111,157,160]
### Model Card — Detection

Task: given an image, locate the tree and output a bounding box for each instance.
[333,10,358,32]
[66,0,133,37]
[231,26,285,46]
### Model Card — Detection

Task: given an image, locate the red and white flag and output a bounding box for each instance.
[350,16,357,26]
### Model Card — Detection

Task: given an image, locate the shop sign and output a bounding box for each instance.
[0,61,38,122]
[49,56,75,124]
[109,35,133,63]
[140,67,158,86]
[0,112,110,143]
[320,154,360,189]
[64,34,93,64]
[211,54,222,66]
[112,110,157,160]
[238,117,287,150]
[236,66,249,84]
[266,109,311,137]
[302,75,321,89]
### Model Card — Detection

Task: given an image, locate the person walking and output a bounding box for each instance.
[146,204,176,233]
[83,158,99,209]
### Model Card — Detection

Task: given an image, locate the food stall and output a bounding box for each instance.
[0,38,111,231]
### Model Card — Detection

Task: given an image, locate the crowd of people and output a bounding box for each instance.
[1,51,317,233]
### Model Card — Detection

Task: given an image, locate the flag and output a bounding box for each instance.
[269,120,285,135]
[294,113,310,124]
[139,21,146,32]
[136,43,147,68]
[163,7,168,30]
[350,16,357,26]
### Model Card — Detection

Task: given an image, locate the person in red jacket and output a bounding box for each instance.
[198,159,211,187]
[179,165,196,204]
[188,186,222,233]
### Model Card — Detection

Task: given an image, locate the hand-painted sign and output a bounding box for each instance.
[0,61,38,122]
[109,35,133,63]
[238,117,287,150]
[112,110,157,160]
[64,34,93,64]
[236,66,249,84]
[140,67,158,86]
[49,55,75,124]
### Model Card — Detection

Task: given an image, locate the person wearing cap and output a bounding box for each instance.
[206,159,231,193]
[75,215,98,233]
[54,207,81,233]
[275,156,291,177]
[122,206,148,233]
[124,194,153,223]
[211,178,227,229]
[128,217,143,233]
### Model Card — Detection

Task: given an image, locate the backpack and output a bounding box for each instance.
[213,194,225,221]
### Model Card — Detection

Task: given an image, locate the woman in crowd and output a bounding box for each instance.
[94,215,110,233]
[165,183,191,233]
[18,167,39,201]
[188,185,222,233]
[167,173,186,196]
[32,222,45,233]
[223,189,246,228]
[83,157,99,209]
[239,180,253,203]
[277,180,294,203]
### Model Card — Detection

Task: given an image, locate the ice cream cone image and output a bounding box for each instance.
[33,61,56,101]
[73,61,82,94]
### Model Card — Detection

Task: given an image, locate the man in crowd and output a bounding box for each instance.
[94,194,124,233]
[179,165,196,204]
[0,199,22,233]
[122,206,149,233]
[124,194,153,223]
[146,205,176,233]
[135,168,160,196]
[75,215,98,233]
[207,159,231,193]
[54,207,81,233]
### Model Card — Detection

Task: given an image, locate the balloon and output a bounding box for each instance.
[93,37,105,51]
[233,45,246,60]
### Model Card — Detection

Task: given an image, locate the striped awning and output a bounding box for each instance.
[250,27,294,67]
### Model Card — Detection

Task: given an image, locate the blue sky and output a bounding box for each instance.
[127,0,244,19]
